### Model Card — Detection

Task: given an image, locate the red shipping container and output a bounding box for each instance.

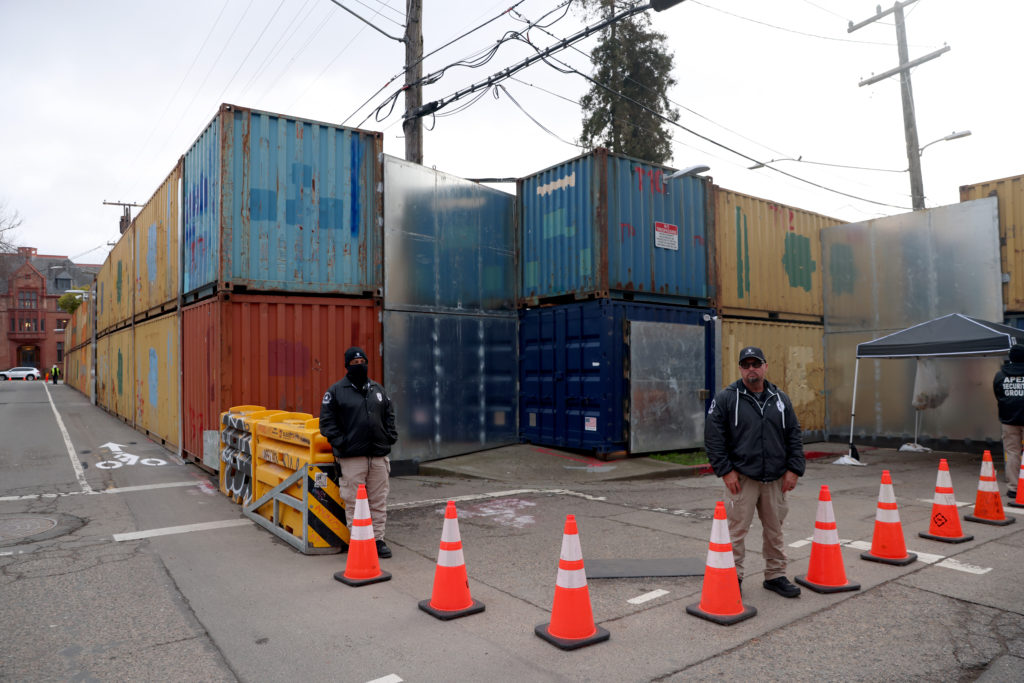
[182,292,382,466]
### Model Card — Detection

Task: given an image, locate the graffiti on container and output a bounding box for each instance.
[454,498,537,529]
[829,242,857,295]
[184,171,210,289]
[116,260,123,304]
[621,222,636,239]
[117,349,123,397]
[634,166,666,194]
[735,206,751,299]
[781,233,815,291]
[535,172,576,197]
[770,203,796,231]
[147,221,158,283]
[267,339,311,377]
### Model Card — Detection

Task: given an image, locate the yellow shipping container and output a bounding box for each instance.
[96,328,133,421]
[68,296,93,351]
[960,174,1024,312]
[97,226,134,333]
[65,344,91,395]
[713,186,842,319]
[134,313,179,448]
[134,160,181,318]
[719,318,825,432]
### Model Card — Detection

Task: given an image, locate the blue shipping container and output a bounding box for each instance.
[183,104,383,299]
[520,299,715,454]
[519,148,710,306]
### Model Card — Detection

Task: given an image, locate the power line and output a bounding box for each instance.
[347,0,405,27]
[214,0,288,105]
[238,0,316,99]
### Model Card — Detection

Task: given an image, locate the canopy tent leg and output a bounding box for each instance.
[835,357,867,466]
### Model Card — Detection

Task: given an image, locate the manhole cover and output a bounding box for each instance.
[0,516,58,542]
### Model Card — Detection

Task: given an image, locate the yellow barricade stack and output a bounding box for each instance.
[219,405,282,504]
[243,412,349,555]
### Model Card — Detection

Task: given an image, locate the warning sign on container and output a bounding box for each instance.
[585,416,597,432]
[654,222,679,250]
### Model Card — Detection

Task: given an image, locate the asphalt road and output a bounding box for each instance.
[1,380,1023,682]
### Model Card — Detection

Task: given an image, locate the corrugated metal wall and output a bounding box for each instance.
[713,186,840,319]
[181,293,382,462]
[182,104,383,299]
[519,149,709,305]
[134,313,179,448]
[66,344,90,395]
[135,160,182,317]
[718,318,825,432]
[961,174,1024,312]
[96,328,133,420]
[97,227,134,334]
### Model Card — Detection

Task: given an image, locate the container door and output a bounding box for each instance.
[628,321,706,453]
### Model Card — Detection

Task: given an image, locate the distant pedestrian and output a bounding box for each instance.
[51,364,60,385]
[319,347,398,559]
[704,346,805,599]
[993,343,1024,498]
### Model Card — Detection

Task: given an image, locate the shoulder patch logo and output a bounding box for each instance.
[707,398,716,415]
[376,392,383,402]
[322,391,331,404]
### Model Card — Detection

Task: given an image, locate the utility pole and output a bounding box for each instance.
[102,200,143,235]
[849,1,949,211]
[403,0,423,164]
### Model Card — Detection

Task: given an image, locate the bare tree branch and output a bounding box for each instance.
[0,199,24,253]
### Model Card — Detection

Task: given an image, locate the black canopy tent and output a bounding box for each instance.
[840,313,1022,464]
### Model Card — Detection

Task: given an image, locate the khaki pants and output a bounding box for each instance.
[1001,424,1023,487]
[725,474,789,581]
[338,456,390,541]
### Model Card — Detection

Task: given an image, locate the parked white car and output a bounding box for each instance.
[0,367,41,380]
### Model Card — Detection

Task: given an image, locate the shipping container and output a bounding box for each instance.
[384,156,516,313]
[97,226,134,334]
[65,343,91,395]
[134,313,180,448]
[719,318,825,433]
[520,299,715,455]
[183,104,383,300]
[67,294,93,351]
[181,293,382,466]
[713,186,841,320]
[135,160,182,319]
[519,149,709,306]
[96,327,134,421]
[384,310,517,467]
[961,174,1024,312]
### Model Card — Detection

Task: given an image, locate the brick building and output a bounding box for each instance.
[1,247,100,373]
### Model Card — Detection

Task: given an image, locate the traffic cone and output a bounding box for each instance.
[333,484,391,586]
[964,451,1015,526]
[795,485,860,593]
[861,470,917,566]
[919,459,974,543]
[535,515,610,650]
[685,501,756,625]
[1009,459,1024,509]
[419,501,485,620]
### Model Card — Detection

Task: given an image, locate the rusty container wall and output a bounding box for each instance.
[713,186,841,320]
[96,328,133,419]
[66,344,91,395]
[961,174,1024,312]
[134,313,180,448]
[719,318,825,433]
[68,296,92,350]
[181,293,382,464]
[519,148,709,305]
[182,104,383,301]
[135,160,182,318]
[97,225,134,334]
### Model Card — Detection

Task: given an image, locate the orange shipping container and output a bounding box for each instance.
[134,160,182,318]
[960,174,1024,312]
[181,293,382,466]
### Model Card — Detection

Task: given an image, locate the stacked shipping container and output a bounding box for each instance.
[960,174,1024,316]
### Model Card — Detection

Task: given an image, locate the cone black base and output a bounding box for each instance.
[795,575,860,593]
[963,514,1016,526]
[333,570,392,586]
[917,531,973,543]
[418,598,485,620]
[860,551,917,566]
[1008,501,1024,509]
[685,602,756,626]
[534,623,610,650]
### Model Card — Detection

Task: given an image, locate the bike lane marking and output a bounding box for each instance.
[113,518,252,542]
[42,382,92,494]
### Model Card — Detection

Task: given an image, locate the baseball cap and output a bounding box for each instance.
[738,346,766,364]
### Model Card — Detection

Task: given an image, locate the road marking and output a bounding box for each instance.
[917,498,972,508]
[0,481,202,502]
[113,518,251,542]
[628,589,670,605]
[936,558,992,575]
[42,382,92,494]
[389,488,607,511]
[1001,506,1024,516]
[366,675,403,683]
[791,538,990,573]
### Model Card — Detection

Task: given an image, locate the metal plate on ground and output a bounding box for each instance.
[0,513,86,546]
[587,557,705,578]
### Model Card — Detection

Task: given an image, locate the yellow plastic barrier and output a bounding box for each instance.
[218,405,277,504]
[244,413,349,555]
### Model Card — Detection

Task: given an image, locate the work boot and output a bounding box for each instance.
[763,576,801,598]
[375,539,392,559]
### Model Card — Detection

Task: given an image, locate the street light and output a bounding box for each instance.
[918,130,971,157]
[665,164,710,180]
[748,157,801,170]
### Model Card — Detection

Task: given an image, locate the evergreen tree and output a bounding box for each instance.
[579,1,679,164]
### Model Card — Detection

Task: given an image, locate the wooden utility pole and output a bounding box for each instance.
[403,0,423,164]
[849,0,949,211]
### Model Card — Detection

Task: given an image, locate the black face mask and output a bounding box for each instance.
[346,364,368,386]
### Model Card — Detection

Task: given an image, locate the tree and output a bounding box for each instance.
[57,292,83,314]
[0,199,23,253]
[578,1,679,165]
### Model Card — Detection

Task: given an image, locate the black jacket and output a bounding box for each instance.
[319,377,398,458]
[994,361,1024,425]
[704,379,805,482]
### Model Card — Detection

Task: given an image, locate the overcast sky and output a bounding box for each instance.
[1,0,1019,264]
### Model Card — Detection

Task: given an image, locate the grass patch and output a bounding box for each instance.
[649,451,708,466]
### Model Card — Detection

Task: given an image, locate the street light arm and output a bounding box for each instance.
[918,130,971,156]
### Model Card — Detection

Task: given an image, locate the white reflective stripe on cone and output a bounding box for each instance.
[355,497,372,518]
[816,501,836,523]
[876,508,901,524]
[441,518,460,543]
[560,534,583,562]
[556,567,588,589]
[981,461,994,477]
[351,524,375,541]
[813,526,840,545]
[933,492,956,506]
[706,548,735,569]
[710,519,730,544]
[937,470,953,488]
[436,548,465,568]
[879,484,896,504]
[979,480,999,493]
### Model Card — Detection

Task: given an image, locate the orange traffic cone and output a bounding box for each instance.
[535,515,609,650]
[686,501,756,625]
[919,459,974,543]
[795,485,860,593]
[333,484,391,586]
[861,470,917,566]
[1009,459,1024,509]
[419,501,485,620]
[964,451,1015,526]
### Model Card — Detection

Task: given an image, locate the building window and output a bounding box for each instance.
[55,277,71,290]
[57,342,64,362]
[57,319,68,330]
[18,291,38,309]
[21,319,36,332]
[40,318,45,331]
